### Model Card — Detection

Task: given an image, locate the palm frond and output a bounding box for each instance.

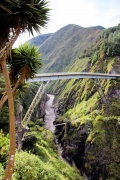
[8,43,43,85]
[0,0,50,33]
[0,0,50,48]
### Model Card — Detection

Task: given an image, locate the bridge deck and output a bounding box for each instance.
[27,72,120,82]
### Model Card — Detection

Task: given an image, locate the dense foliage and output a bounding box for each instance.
[91,24,120,64]
[11,125,83,180]
[45,24,120,180]
[0,125,83,180]
[0,0,50,46]
[0,130,9,167]
[1,24,120,180]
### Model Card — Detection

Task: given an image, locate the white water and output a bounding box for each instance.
[44,94,56,133]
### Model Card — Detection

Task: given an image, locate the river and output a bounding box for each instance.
[44,94,56,133]
[44,94,70,162]
[44,94,88,180]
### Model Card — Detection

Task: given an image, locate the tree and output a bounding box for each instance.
[0,1,50,179]
[0,43,43,109]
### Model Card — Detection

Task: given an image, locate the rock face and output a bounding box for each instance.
[110,57,120,74]
[52,55,120,180]
[54,104,120,180]
[39,101,46,118]
[82,118,120,180]
[38,91,47,119]
[27,24,120,180]
[55,121,88,170]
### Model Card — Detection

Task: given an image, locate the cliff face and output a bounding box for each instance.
[52,25,120,180]
[54,77,120,179]
[28,24,120,179]
[55,116,120,179]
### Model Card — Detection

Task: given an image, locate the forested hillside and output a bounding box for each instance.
[1,23,120,180]
[53,25,120,180]
[29,24,120,179]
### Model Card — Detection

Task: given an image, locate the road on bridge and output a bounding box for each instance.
[27,72,120,82]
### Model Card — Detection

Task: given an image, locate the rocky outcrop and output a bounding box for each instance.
[110,56,120,74]
[39,101,46,118]
[54,103,120,180]
[38,91,47,119]
[63,124,88,169]
[55,117,89,170]
[82,118,120,180]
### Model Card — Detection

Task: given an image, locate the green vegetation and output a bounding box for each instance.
[28,24,103,73]
[0,71,83,180]
[0,1,50,179]
[84,117,120,179]
[41,24,120,179]
[12,125,83,180]
[1,22,120,180]
[0,130,9,167]
[0,126,83,180]
[12,151,82,180]
[91,25,120,65]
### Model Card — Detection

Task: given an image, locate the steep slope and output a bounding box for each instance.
[53,24,120,180]
[28,33,52,48]
[27,24,120,179]
[29,24,104,72]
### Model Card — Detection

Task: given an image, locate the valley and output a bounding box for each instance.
[1,23,120,180]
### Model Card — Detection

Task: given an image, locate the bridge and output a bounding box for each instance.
[23,72,120,128]
[27,72,120,82]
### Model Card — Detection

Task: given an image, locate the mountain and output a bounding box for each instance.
[28,33,52,47]
[28,24,120,179]
[28,24,104,72]
[1,24,120,180]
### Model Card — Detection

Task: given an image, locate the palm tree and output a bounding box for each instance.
[0,43,43,109]
[0,0,50,49]
[0,1,50,179]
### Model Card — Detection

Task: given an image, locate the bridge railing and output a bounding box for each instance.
[27,72,120,82]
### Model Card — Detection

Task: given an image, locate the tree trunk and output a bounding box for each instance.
[0,28,21,110]
[1,59,16,180]
[0,76,22,110]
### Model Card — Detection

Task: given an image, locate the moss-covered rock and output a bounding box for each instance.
[22,132,37,150]
[83,117,120,180]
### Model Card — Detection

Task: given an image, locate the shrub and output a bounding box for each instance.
[0,130,9,167]
[22,132,37,150]
[35,119,44,126]
[0,163,4,180]
[12,151,68,180]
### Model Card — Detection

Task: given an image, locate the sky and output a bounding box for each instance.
[14,0,120,47]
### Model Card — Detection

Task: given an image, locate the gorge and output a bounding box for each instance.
[1,23,120,180]
[44,93,89,179]
[35,24,120,180]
